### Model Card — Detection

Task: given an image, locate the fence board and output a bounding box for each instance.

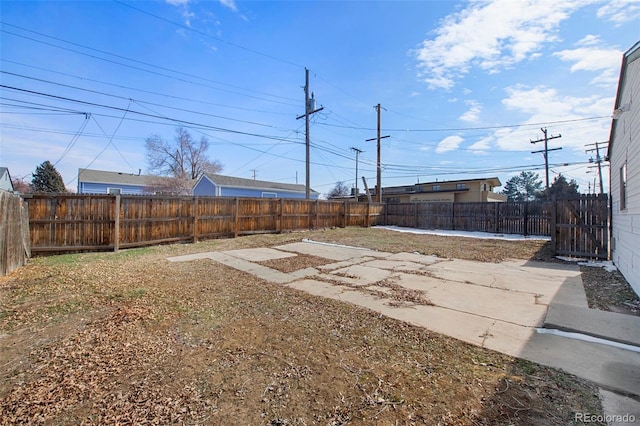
[0,192,31,276]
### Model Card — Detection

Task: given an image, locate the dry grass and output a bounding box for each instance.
[0,227,605,425]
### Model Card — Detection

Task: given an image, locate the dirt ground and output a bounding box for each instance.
[1,227,633,425]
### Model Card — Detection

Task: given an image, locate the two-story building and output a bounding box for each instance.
[372,177,507,203]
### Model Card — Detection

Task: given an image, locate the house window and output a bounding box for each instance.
[432,185,441,191]
[456,183,467,190]
[482,184,487,192]
[620,163,627,211]
[108,188,121,195]
[261,192,277,198]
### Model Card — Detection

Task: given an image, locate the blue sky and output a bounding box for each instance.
[1,0,639,196]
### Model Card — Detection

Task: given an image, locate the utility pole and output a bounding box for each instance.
[531,127,562,196]
[250,169,257,180]
[350,147,363,200]
[366,104,390,203]
[296,68,324,199]
[585,141,608,195]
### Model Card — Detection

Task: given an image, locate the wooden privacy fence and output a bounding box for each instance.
[552,194,609,260]
[0,191,31,276]
[24,194,384,254]
[382,201,552,236]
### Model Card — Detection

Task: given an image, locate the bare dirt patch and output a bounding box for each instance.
[581,266,640,316]
[257,254,334,273]
[0,228,605,424]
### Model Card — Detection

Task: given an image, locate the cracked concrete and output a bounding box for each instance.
[169,239,640,404]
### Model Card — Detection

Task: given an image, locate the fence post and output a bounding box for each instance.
[451,203,455,230]
[113,195,120,252]
[415,203,418,228]
[523,202,529,236]
[315,199,319,229]
[343,200,348,228]
[234,198,239,238]
[278,198,284,233]
[384,202,388,225]
[550,195,557,253]
[494,204,499,234]
[366,202,370,227]
[193,197,199,243]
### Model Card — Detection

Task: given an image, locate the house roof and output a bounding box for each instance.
[202,173,319,194]
[608,40,640,159]
[0,167,9,178]
[78,168,168,186]
[381,177,502,194]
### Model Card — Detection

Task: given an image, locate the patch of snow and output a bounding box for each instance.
[375,225,550,241]
[536,328,640,353]
[555,257,618,272]
[301,238,374,251]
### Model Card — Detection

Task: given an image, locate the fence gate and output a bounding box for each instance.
[552,194,609,260]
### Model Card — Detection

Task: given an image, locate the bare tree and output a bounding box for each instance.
[326,181,351,199]
[12,176,33,194]
[143,176,195,195]
[145,127,223,182]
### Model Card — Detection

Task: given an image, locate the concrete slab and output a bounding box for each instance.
[545,304,640,347]
[385,252,442,265]
[550,276,589,308]
[423,280,548,327]
[520,332,640,397]
[167,252,215,262]
[424,258,585,308]
[328,264,397,286]
[599,389,640,425]
[206,252,296,284]
[169,245,640,400]
[361,259,433,273]
[274,241,388,261]
[483,321,537,358]
[393,273,447,292]
[221,248,296,262]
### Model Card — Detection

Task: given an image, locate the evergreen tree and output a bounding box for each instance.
[31,161,66,193]
[548,174,580,198]
[501,171,543,201]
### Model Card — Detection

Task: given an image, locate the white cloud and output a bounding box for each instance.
[166,0,190,5]
[552,37,623,87]
[468,136,492,154]
[435,135,464,153]
[413,0,588,90]
[495,84,613,153]
[459,100,482,123]
[220,0,238,12]
[597,0,640,26]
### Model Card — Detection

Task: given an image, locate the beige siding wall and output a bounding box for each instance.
[610,52,640,296]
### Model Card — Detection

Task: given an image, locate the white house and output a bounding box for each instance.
[0,167,14,192]
[608,40,640,296]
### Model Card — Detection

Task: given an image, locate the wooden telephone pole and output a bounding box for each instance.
[585,141,608,195]
[531,127,562,196]
[366,104,389,203]
[296,68,324,199]
[350,147,363,200]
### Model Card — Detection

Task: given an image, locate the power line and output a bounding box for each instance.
[1,71,286,129]
[111,0,305,69]
[0,85,301,143]
[314,115,609,133]
[1,25,300,106]
[4,59,296,116]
